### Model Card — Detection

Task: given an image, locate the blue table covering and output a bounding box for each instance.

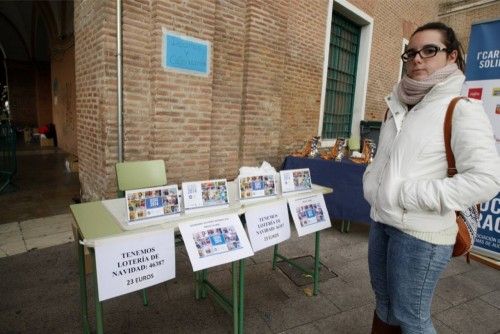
[282,156,373,224]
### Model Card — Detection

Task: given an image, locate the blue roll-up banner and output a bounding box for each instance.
[461,19,500,261]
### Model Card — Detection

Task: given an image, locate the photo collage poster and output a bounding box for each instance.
[126,184,180,222]
[280,168,312,193]
[179,213,254,271]
[288,193,331,237]
[238,174,277,200]
[182,179,229,210]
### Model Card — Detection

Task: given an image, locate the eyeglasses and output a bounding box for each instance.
[401,45,448,62]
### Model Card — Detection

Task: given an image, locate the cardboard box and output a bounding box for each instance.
[40,137,54,147]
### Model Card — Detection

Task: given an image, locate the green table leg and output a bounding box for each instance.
[238,259,245,334]
[272,244,278,270]
[232,262,238,334]
[313,232,320,296]
[195,271,200,300]
[142,289,148,306]
[89,248,104,334]
[341,220,351,233]
[201,269,208,299]
[77,238,90,334]
[273,232,323,296]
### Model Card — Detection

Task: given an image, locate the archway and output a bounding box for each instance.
[0,1,79,228]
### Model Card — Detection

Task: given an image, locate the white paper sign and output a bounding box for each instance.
[125,184,180,223]
[238,174,277,200]
[179,213,254,271]
[288,193,331,237]
[181,179,229,210]
[280,168,312,193]
[244,199,290,252]
[94,228,176,301]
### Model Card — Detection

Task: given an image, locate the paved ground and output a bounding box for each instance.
[1,222,499,334]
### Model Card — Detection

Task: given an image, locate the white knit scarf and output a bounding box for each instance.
[397,63,462,105]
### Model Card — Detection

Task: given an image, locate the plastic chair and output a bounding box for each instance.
[116,159,167,196]
[115,159,167,306]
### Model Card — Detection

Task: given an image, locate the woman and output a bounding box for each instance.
[363,22,500,334]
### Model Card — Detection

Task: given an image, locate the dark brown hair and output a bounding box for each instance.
[412,22,465,72]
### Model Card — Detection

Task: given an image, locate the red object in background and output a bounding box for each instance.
[496,104,500,115]
[38,125,49,134]
[468,88,483,100]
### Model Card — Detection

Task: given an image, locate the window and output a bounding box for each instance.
[321,12,361,139]
[318,0,373,147]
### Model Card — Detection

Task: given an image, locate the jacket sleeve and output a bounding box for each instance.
[399,99,500,213]
[363,114,391,206]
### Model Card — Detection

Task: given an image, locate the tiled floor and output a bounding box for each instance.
[0,214,75,257]
[0,141,79,257]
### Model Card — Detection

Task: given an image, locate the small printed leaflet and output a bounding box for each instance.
[244,199,290,252]
[179,213,254,271]
[238,174,277,200]
[181,179,229,210]
[94,228,176,301]
[280,168,312,193]
[126,184,180,223]
[288,193,331,237]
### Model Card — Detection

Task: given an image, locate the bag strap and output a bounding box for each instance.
[383,108,389,122]
[444,97,466,177]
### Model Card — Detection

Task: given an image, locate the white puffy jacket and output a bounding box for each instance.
[363,73,500,237]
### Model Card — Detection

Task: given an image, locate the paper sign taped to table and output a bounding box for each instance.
[244,199,290,252]
[238,174,277,200]
[181,179,229,210]
[94,228,175,301]
[280,168,312,193]
[179,213,254,271]
[288,193,331,237]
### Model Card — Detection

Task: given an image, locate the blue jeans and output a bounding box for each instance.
[368,221,453,334]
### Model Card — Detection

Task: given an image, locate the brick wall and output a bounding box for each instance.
[209,0,246,179]
[35,62,52,127]
[278,0,328,158]
[149,0,215,184]
[439,1,500,53]
[239,0,288,168]
[363,0,438,121]
[74,0,116,200]
[52,44,77,155]
[74,0,446,199]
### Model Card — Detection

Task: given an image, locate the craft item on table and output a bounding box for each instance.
[320,138,347,161]
[291,138,312,157]
[308,136,321,158]
[350,138,376,164]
